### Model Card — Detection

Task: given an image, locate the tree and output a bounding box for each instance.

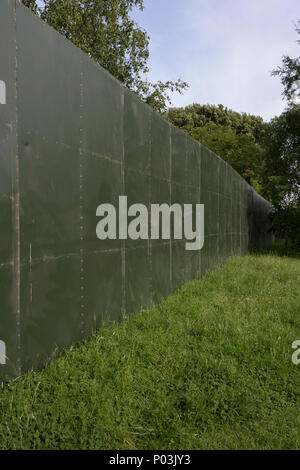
[261,107,300,246]
[166,104,266,191]
[166,103,265,141]
[21,0,188,113]
[262,21,300,247]
[262,110,300,205]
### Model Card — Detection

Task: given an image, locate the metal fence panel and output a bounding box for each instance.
[0,1,273,379]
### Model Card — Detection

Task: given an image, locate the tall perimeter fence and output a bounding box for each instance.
[0,1,273,379]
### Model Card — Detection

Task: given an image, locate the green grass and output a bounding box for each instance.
[1,253,300,450]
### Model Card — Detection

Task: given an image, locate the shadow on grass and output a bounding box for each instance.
[251,241,300,259]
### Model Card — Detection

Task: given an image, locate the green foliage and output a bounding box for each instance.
[262,108,300,207]
[166,104,266,189]
[143,79,188,114]
[264,23,300,245]
[40,0,149,92]
[21,0,38,12]
[1,255,300,449]
[21,0,188,113]
[166,103,265,140]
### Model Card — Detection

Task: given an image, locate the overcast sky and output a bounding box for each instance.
[132,0,299,121]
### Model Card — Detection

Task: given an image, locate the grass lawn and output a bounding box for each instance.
[1,250,300,449]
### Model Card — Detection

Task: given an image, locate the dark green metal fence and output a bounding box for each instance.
[0,0,273,379]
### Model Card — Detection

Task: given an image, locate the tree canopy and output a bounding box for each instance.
[262,108,300,245]
[262,21,300,246]
[166,104,266,192]
[263,20,300,207]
